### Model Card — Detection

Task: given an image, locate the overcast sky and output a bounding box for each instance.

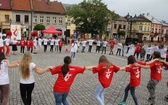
[53,0,168,22]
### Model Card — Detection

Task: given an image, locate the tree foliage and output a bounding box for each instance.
[34,24,45,30]
[66,0,119,38]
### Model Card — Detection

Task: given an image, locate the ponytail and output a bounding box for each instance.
[61,56,71,77]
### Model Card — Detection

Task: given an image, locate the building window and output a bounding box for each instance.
[16,15,20,22]
[5,15,9,21]
[40,16,44,23]
[53,17,56,23]
[123,25,126,29]
[144,26,146,31]
[59,17,63,24]
[24,15,29,23]
[46,16,50,23]
[33,16,37,23]
[67,19,71,26]
[118,24,122,29]
[139,26,142,31]
[114,24,117,29]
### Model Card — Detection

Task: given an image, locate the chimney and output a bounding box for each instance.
[147,13,150,16]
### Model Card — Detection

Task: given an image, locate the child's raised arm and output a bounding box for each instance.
[134,63,150,69]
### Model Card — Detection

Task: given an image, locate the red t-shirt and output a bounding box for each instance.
[59,40,63,47]
[26,40,31,47]
[110,40,115,48]
[166,51,168,58]
[126,62,146,87]
[50,65,86,92]
[135,45,142,53]
[92,63,120,88]
[150,60,165,80]
[20,40,25,47]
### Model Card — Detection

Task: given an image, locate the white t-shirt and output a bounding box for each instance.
[0,39,4,47]
[33,39,37,47]
[71,43,77,52]
[117,43,123,49]
[146,47,153,55]
[43,39,48,45]
[4,38,10,46]
[20,62,36,84]
[102,41,108,47]
[82,41,87,46]
[97,41,101,46]
[88,39,94,46]
[0,61,9,85]
[55,39,60,46]
[38,38,42,45]
[50,39,55,45]
[159,48,167,58]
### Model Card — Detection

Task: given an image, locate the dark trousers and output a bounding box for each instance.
[96,46,101,53]
[123,84,138,105]
[20,46,25,54]
[116,49,121,56]
[50,45,54,52]
[88,45,92,52]
[44,45,47,52]
[20,83,34,105]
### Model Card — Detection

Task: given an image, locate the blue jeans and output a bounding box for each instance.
[81,46,85,52]
[94,82,106,105]
[123,84,138,105]
[53,91,69,105]
[71,52,75,58]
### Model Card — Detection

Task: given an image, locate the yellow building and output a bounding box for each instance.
[0,0,12,34]
[126,14,151,41]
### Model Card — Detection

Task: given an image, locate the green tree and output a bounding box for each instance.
[66,0,119,38]
[118,30,126,40]
[34,24,45,30]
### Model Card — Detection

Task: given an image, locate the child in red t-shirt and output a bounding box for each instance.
[92,55,125,105]
[49,56,92,105]
[147,51,168,104]
[158,58,168,102]
[118,55,151,105]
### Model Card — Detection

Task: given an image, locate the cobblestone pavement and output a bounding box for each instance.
[7,44,168,105]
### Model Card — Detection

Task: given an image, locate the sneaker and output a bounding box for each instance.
[118,101,126,105]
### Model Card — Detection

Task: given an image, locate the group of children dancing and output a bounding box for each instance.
[0,48,168,105]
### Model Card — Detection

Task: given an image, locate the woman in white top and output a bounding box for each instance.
[70,40,77,60]
[19,52,49,105]
[12,37,18,55]
[0,52,19,105]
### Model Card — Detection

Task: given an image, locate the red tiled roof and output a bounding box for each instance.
[0,0,11,10]
[12,0,31,11]
[32,0,66,14]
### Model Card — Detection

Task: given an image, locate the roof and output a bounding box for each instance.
[12,0,31,11]
[132,14,151,22]
[142,13,161,24]
[117,16,127,22]
[0,0,11,10]
[32,0,66,14]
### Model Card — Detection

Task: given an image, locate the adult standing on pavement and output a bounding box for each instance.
[58,38,63,53]
[70,40,77,60]
[4,36,11,56]
[109,39,116,55]
[0,52,19,105]
[54,37,60,52]
[92,55,125,105]
[81,39,87,53]
[95,39,101,53]
[19,37,26,54]
[18,52,49,105]
[43,37,48,53]
[49,56,92,105]
[12,37,18,55]
[50,37,55,52]
[87,38,95,53]
[101,39,108,54]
